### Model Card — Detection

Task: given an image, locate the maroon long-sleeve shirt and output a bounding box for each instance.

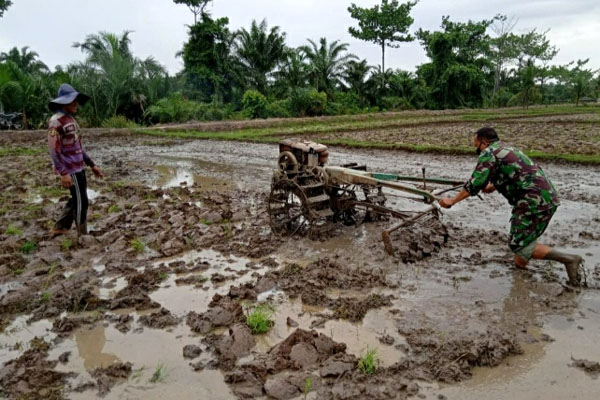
[47,111,94,175]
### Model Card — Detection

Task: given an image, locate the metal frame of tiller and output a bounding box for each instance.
[268,140,463,255]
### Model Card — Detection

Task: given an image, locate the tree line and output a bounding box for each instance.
[0,0,598,128]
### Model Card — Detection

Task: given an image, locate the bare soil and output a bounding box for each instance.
[0,128,599,399]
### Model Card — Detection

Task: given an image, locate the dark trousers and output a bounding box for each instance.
[55,170,88,230]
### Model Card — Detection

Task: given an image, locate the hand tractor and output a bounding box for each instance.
[268,139,464,254]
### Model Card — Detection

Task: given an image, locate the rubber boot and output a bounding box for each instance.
[543,249,582,285]
[77,222,88,236]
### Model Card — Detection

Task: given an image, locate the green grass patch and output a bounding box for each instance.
[158,271,169,281]
[245,304,275,334]
[60,239,73,251]
[149,362,167,383]
[39,291,52,303]
[0,146,45,157]
[108,205,121,213]
[36,186,65,198]
[130,238,145,253]
[5,224,22,236]
[20,241,37,254]
[358,348,378,375]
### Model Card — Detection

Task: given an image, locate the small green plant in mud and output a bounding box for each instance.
[60,238,73,251]
[246,304,275,334]
[199,218,213,226]
[36,186,64,198]
[223,224,233,239]
[23,204,42,212]
[130,238,145,253]
[304,376,312,399]
[132,366,146,382]
[280,263,303,277]
[108,204,121,213]
[5,224,22,236]
[11,268,24,276]
[20,241,37,254]
[358,348,378,375]
[158,271,169,281]
[40,291,52,304]
[149,362,167,383]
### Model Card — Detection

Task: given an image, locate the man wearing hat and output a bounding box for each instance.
[48,83,104,236]
[438,127,583,286]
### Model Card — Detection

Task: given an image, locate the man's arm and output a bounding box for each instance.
[439,151,495,208]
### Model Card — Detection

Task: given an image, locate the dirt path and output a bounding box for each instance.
[1,134,599,399]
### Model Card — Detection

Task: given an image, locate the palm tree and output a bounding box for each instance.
[300,38,357,95]
[0,46,48,75]
[73,31,139,119]
[235,19,287,94]
[273,48,309,95]
[343,59,371,97]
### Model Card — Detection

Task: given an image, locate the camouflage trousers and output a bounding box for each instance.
[509,204,558,260]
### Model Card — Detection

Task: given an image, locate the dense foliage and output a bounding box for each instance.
[0,0,598,128]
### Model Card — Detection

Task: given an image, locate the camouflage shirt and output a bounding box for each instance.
[464,141,559,210]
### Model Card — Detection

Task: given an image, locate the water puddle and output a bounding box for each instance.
[254,294,405,367]
[50,317,234,400]
[152,164,234,192]
[150,249,270,316]
[0,315,55,364]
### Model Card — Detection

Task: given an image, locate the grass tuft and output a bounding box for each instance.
[149,362,167,383]
[358,348,378,375]
[108,204,121,213]
[20,241,37,254]
[5,224,22,236]
[130,238,145,253]
[60,238,73,251]
[246,304,275,334]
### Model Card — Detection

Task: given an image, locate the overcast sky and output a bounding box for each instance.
[1,0,599,74]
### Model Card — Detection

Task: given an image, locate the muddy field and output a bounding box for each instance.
[1,129,600,400]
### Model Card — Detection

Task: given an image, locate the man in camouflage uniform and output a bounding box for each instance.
[439,127,582,285]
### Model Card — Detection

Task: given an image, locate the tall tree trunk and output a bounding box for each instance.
[381,41,385,91]
[493,60,502,99]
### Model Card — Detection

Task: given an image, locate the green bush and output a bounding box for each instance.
[146,92,233,123]
[266,99,292,118]
[290,88,327,117]
[146,92,202,123]
[380,96,413,111]
[490,88,515,108]
[334,91,363,114]
[101,115,139,129]
[242,90,268,119]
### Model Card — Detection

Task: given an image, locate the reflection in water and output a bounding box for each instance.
[75,324,120,370]
[153,164,234,191]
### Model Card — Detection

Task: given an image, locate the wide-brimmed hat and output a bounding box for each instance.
[48,83,90,111]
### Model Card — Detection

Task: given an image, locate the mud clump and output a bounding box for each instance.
[91,362,133,396]
[221,329,348,399]
[186,297,244,334]
[396,325,522,382]
[183,344,202,359]
[0,337,75,400]
[570,357,600,379]
[138,307,179,329]
[213,323,256,370]
[390,216,448,263]
[52,315,103,338]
